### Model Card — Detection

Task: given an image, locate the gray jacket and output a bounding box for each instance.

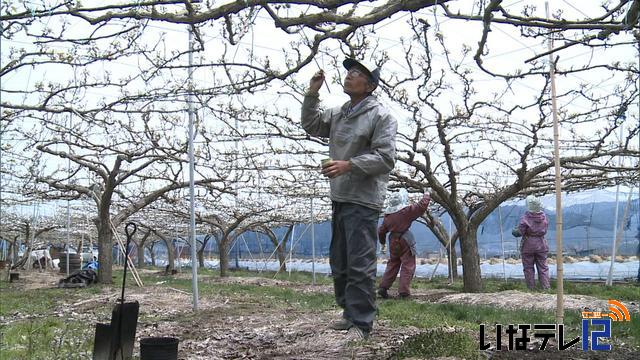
[301,93,397,210]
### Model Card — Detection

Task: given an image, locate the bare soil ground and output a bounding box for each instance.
[5,270,639,359]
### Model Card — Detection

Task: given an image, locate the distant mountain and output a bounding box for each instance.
[525,187,638,210]
[476,189,639,257]
[218,188,640,258]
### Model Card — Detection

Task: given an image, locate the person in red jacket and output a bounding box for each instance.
[377,189,430,299]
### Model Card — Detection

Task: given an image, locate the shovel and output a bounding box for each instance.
[93,222,140,360]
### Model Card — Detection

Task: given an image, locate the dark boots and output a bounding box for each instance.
[377,287,389,299]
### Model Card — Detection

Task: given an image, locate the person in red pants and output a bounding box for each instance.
[377,189,430,299]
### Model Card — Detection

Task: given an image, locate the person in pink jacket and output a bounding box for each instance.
[512,195,550,290]
[377,189,430,299]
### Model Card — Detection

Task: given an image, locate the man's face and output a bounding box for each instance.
[343,67,375,97]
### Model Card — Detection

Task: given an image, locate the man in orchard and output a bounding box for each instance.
[300,58,397,339]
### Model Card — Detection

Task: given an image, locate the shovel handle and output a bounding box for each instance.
[125,222,137,239]
[120,222,137,303]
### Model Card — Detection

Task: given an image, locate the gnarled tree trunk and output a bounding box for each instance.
[446,241,459,279]
[218,239,230,277]
[96,221,114,284]
[135,230,152,270]
[149,241,157,267]
[164,238,175,272]
[459,226,482,292]
[197,234,213,268]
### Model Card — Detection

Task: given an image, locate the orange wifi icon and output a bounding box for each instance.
[607,300,630,322]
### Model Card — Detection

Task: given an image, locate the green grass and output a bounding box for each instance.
[411,276,640,301]
[135,266,639,302]
[206,283,336,310]
[0,281,99,317]
[560,280,640,301]
[128,266,333,289]
[379,299,583,330]
[163,266,334,285]
[135,270,337,313]
[391,329,481,360]
[221,267,334,284]
[619,312,640,347]
[0,318,93,359]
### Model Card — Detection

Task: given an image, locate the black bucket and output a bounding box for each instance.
[140,337,179,360]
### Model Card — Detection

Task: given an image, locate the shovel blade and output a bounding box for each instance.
[92,323,112,360]
[92,301,139,360]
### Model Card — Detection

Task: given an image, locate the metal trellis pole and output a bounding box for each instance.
[448,216,453,284]
[66,113,72,276]
[288,225,295,277]
[606,125,624,286]
[498,205,506,282]
[187,27,199,311]
[311,197,316,285]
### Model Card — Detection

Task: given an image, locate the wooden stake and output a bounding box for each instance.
[110,221,143,287]
[546,2,564,325]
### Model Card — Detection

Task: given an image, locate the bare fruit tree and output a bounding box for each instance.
[2,1,638,291]
[376,12,639,291]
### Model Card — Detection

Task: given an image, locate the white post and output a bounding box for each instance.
[66,200,71,274]
[187,28,199,310]
[606,125,625,286]
[498,205,506,281]
[448,216,453,283]
[28,203,38,271]
[79,224,84,270]
[173,224,179,271]
[288,224,295,277]
[546,2,564,324]
[0,113,3,263]
[66,112,72,275]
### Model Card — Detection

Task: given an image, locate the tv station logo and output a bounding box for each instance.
[581,299,630,351]
[479,299,631,351]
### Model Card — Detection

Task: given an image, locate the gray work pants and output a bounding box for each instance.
[330,201,379,333]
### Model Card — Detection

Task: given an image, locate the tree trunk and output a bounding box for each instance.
[96,221,114,284]
[265,224,292,274]
[164,238,175,272]
[219,240,230,277]
[459,227,482,292]
[276,245,287,273]
[135,231,151,270]
[446,241,459,279]
[197,236,211,268]
[150,242,156,266]
[137,243,145,269]
[197,248,205,268]
[9,240,18,265]
[13,244,32,270]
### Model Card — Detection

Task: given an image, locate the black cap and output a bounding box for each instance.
[343,58,380,89]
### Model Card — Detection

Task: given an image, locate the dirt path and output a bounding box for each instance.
[59,276,421,359]
[6,271,639,359]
